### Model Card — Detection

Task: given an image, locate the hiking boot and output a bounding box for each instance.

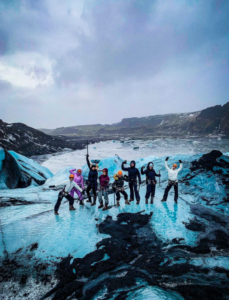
[150,197,154,204]
[86,196,91,203]
[145,198,148,204]
[117,200,120,207]
[174,198,178,204]
[91,196,96,206]
[79,201,84,206]
[69,205,76,211]
[125,199,130,205]
[54,211,59,215]
[129,199,134,202]
[136,201,140,205]
[98,201,103,209]
[102,204,108,211]
[161,198,166,202]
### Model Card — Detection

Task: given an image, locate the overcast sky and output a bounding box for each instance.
[0,0,228,129]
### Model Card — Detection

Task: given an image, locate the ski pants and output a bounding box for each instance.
[54,191,74,213]
[145,183,156,200]
[163,181,178,201]
[69,187,83,201]
[86,184,97,200]
[116,189,128,201]
[98,189,109,204]
[129,181,140,201]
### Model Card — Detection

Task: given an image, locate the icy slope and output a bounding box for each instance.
[0,149,53,190]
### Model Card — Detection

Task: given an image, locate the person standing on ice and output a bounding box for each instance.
[86,154,98,206]
[121,160,141,204]
[69,169,84,205]
[98,168,110,210]
[112,171,130,206]
[161,157,183,203]
[141,162,161,204]
[50,174,83,215]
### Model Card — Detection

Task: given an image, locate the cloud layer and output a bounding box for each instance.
[0,0,228,128]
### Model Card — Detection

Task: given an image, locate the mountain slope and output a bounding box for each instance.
[40,102,229,137]
[0,120,84,157]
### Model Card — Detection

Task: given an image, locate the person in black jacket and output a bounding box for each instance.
[141,162,161,204]
[86,154,98,206]
[112,171,130,206]
[122,160,141,204]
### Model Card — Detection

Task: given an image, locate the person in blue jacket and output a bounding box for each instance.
[141,162,161,204]
[86,154,98,206]
[121,160,141,204]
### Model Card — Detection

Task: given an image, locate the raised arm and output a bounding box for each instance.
[177,160,183,172]
[86,154,91,169]
[141,166,147,175]
[69,169,76,174]
[121,160,129,171]
[165,157,170,171]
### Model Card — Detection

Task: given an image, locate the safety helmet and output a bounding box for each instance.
[77,169,82,173]
[173,164,177,168]
[69,174,74,178]
[118,171,122,175]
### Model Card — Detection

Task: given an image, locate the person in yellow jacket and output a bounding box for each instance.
[112,171,130,206]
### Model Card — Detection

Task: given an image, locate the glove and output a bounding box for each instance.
[123,160,127,164]
[142,166,145,169]
[86,154,89,158]
[179,160,183,163]
[82,189,85,195]
[165,157,169,161]
[49,185,55,188]
[158,174,161,177]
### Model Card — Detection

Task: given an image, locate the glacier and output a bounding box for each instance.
[0,140,229,299]
[0,148,53,190]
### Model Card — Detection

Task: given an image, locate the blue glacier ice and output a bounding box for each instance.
[0,149,53,190]
[9,150,53,183]
[1,151,228,257]
[0,147,5,171]
[0,149,229,299]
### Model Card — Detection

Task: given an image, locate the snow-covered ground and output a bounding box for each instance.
[41,139,229,174]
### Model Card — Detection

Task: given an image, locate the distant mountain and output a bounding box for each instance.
[0,120,86,157]
[40,102,229,137]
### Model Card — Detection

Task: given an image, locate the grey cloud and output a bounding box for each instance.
[54,0,229,86]
[0,0,228,128]
[0,80,12,91]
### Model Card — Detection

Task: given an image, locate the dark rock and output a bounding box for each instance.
[183,218,206,232]
[20,274,28,285]
[30,243,38,252]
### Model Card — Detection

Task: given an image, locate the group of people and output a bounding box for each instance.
[51,155,183,215]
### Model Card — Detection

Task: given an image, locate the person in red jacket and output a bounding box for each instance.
[98,168,110,210]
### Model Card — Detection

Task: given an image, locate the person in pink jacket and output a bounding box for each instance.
[69,169,84,204]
